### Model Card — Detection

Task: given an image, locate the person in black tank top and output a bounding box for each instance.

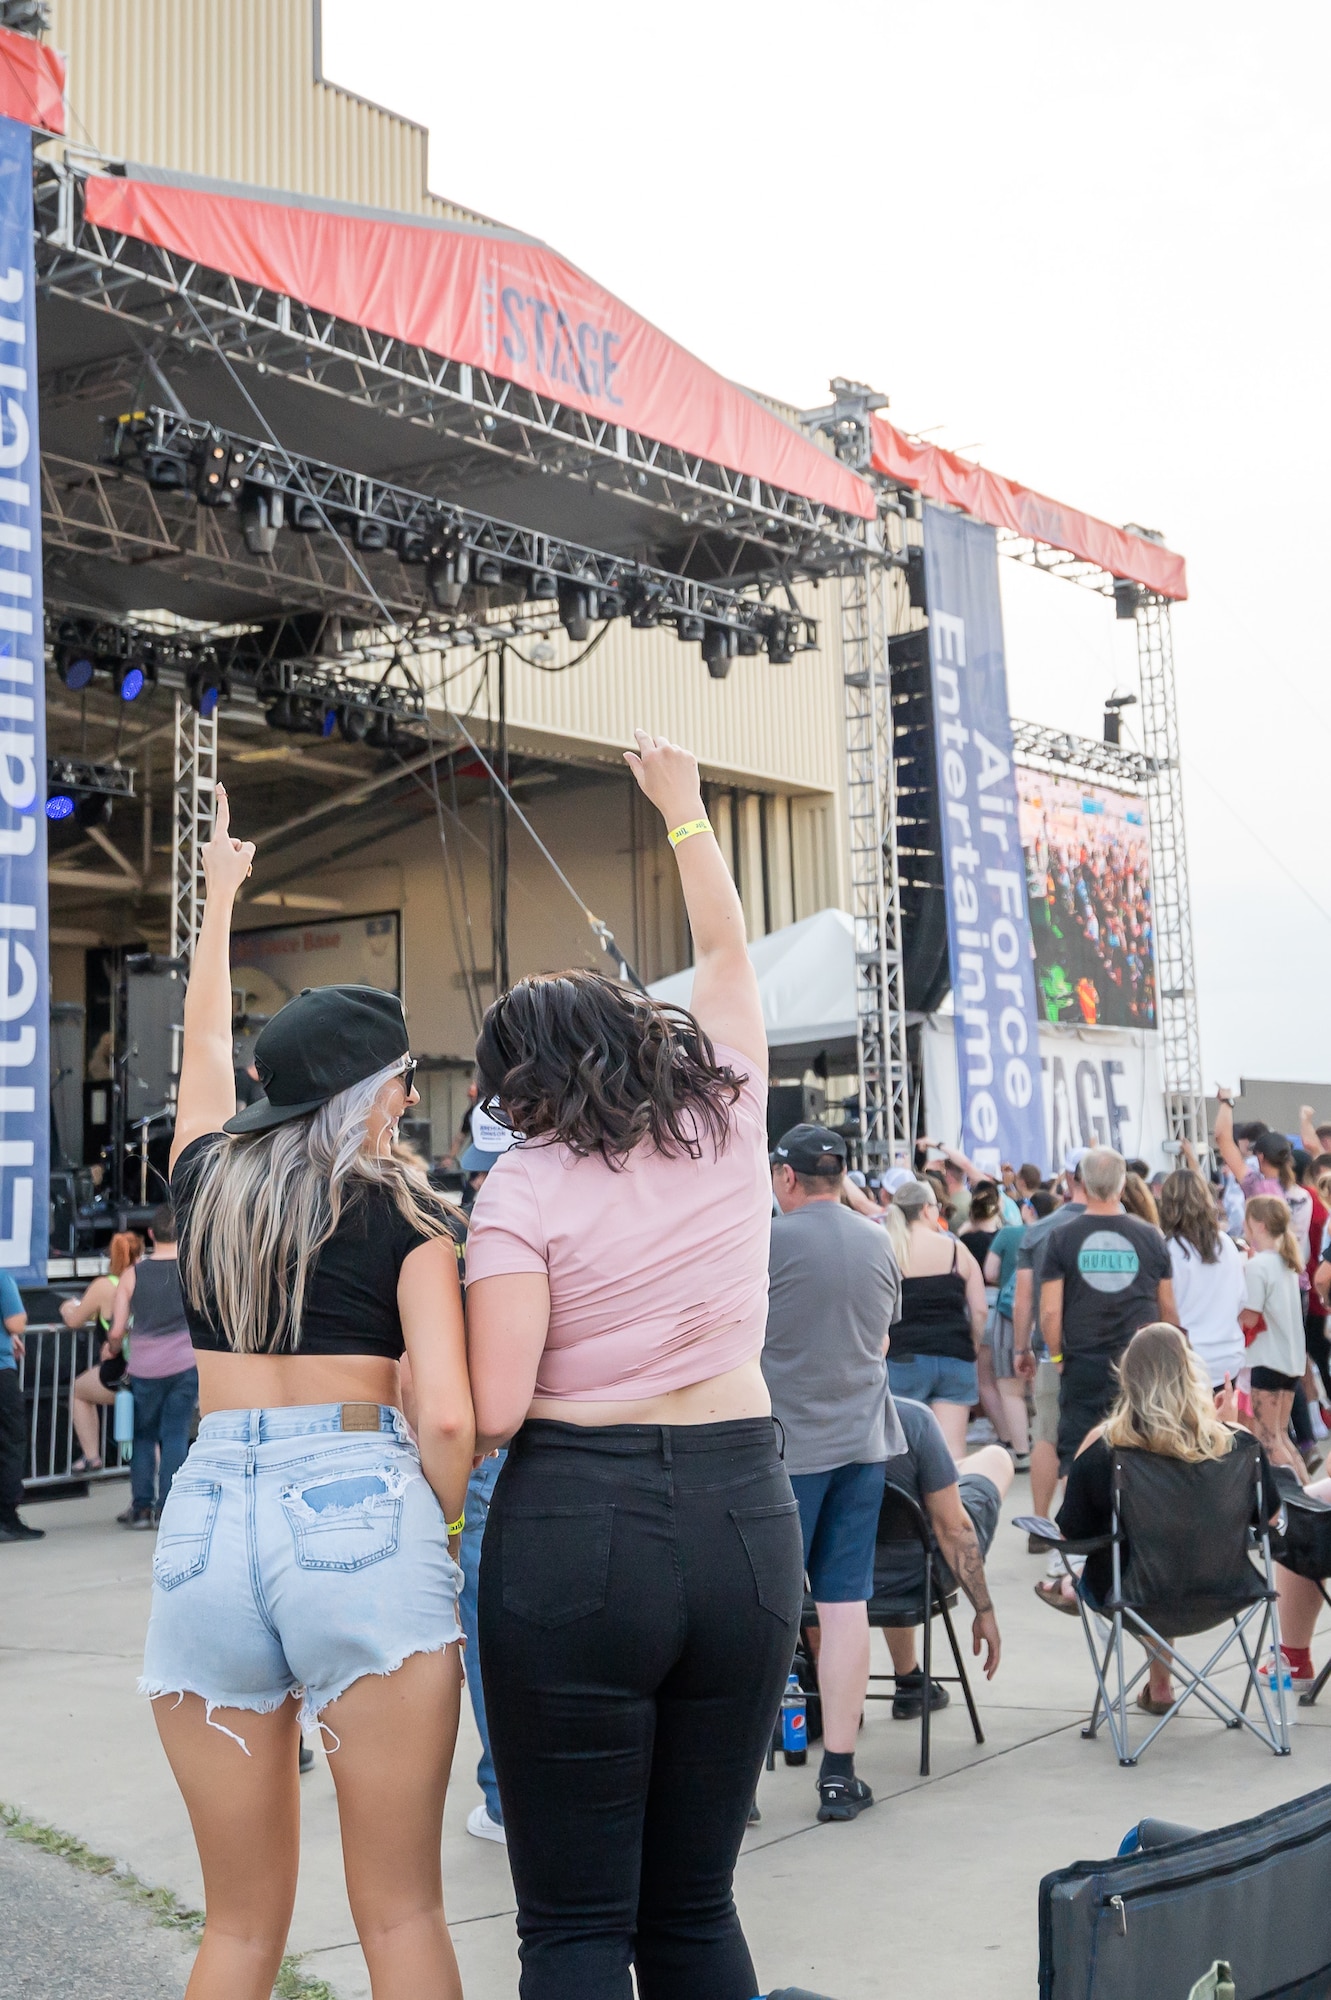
[141,784,475,2000]
[888,1179,989,1458]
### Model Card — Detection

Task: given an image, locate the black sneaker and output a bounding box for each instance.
[299,1743,315,1775]
[0,1515,43,1542]
[116,1506,156,1530]
[892,1670,951,1720]
[816,1773,874,1822]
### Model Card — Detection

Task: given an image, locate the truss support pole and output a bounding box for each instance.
[1135,597,1205,1148]
[840,553,910,1169]
[170,693,217,964]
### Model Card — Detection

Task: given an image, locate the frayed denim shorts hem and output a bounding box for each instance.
[140,1403,462,1753]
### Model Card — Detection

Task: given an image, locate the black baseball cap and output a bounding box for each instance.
[222,984,410,1135]
[771,1123,848,1176]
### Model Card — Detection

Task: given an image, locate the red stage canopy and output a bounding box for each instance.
[870,416,1186,601]
[0,25,64,135]
[83,171,876,524]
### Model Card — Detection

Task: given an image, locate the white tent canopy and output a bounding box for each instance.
[648,907,859,1072]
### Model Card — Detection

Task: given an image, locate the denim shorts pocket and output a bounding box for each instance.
[501,1504,613,1627]
[730,1500,803,1623]
[152,1478,221,1591]
[280,1464,407,1573]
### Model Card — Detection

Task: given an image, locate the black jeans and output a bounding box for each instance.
[478,1416,803,2000]
[0,1364,27,1514]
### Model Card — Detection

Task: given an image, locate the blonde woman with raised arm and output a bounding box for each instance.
[143,786,474,2000]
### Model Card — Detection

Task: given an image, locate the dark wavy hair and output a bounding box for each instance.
[474,970,744,1167]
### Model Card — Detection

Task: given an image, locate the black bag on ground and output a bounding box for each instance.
[1039,1784,1331,1998]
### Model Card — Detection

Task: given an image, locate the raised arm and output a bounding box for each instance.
[170,785,255,1172]
[624,731,764,1068]
[1301,1105,1322,1156]
[1213,1092,1245,1185]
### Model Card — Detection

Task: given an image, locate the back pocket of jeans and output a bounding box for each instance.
[501,1505,613,1627]
[152,1479,221,1592]
[730,1501,803,1623]
[280,1466,405,1573]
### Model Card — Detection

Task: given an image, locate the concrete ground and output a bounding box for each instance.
[0,1833,191,1999]
[2,1472,1328,1999]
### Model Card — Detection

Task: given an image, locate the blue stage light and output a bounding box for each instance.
[46,794,75,820]
[117,664,145,702]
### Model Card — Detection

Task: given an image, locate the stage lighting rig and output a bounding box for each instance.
[45,756,135,826]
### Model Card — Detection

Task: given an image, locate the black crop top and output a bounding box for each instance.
[172,1134,447,1359]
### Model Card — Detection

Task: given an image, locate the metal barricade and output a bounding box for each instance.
[18,1322,129,1488]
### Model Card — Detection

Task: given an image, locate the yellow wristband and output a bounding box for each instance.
[667,817,712,848]
[1048,1353,1063,1365]
[446,1512,465,1537]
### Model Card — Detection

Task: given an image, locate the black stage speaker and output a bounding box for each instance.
[765,1084,826,1152]
[124,955,185,1124]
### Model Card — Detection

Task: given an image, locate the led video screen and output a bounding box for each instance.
[1017,769,1156,1030]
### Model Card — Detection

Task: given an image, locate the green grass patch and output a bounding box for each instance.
[1,1802,339,1997]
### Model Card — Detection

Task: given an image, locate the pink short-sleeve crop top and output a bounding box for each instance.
[464,1044,770,1400]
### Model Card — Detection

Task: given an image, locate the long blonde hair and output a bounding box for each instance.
[1102,1323,1234,1462]
[1245,1194,1303,1272]
[181,1059,457,1353]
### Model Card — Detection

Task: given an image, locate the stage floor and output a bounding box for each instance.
[3,1468,1326,1999]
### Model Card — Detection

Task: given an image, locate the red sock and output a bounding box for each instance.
[1282,1645,1313,1675]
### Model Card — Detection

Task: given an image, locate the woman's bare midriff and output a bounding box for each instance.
[196,1350,401,1416]
[526,1356,770,1429]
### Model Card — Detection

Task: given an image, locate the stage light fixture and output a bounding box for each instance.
[319,706,337,738]
[197,438,248,507]
[57,650,95,692]
[338,703,373,744]
[143,448,191,492]
[1113,578,1143,621]
[905,543,927,610]
[702,626,738,680]
[265,692,298,731]
[45,793,74,821]
[290,496,325,532]
[474,554,505,587]
[75,792,113,828]
[114,660,146,702]
[559,586,593,642]
[426,544,470,611]
[365,710,401,750]
[676,613,705,645]
[527,570,558,602]
[736,630,763,656]
[355,518,390,553]
[241,490,284,556]
[597,587,626,620]
[188,670,227,720]
[628,582,666,629]
[396,528,431,565]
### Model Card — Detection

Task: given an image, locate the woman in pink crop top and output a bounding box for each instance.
[467,731,803,2000]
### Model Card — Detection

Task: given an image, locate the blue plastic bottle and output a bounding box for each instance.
[780,1673,807,1765]
[113,1385,134,1460]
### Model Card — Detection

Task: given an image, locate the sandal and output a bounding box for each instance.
[1137,1687,1175,1716]
[1033,1578,1080,1617]
[70,1455,103,1474]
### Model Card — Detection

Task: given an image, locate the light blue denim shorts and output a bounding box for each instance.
[140,1404,462,1749]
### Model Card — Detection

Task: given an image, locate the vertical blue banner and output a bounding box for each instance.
[923,505,1045,1174]
[0,117,47,1282]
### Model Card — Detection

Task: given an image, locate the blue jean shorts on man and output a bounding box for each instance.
[140,1403,462,1747]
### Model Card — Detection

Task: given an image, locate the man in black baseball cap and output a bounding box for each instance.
[765,1120,905,1824]
[223,984,411,1135]
[770,1122,849,1179]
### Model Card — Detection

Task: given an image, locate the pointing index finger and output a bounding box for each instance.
[213,783,230,839]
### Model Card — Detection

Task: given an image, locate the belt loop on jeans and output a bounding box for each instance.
[339,1402,381,1432]
[660,1425,672,1466]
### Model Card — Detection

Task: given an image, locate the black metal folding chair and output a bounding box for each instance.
[1016,1441,1290,1766]
[804,1479,984,1776]
[1267,1467,1331,1708]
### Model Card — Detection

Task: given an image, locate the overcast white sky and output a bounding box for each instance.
[326,1,1331,1092]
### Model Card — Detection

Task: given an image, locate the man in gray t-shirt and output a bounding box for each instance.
[764,1123,905,1823]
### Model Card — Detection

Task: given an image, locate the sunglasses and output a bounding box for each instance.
[398,1058,418,1097]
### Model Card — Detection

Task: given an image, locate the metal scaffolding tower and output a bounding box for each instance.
[1134,594,1205,1147]
[170,695,217,964]
[839,552,911,1169]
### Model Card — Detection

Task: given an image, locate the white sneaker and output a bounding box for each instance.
[467,1802,507,1845]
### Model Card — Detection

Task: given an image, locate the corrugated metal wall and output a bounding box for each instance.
[45,0,484,223]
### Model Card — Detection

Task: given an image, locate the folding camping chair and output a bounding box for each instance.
[1017,1443,1290,1765]
[1264,1468,1331,1709]
[803,1479,984,1776]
